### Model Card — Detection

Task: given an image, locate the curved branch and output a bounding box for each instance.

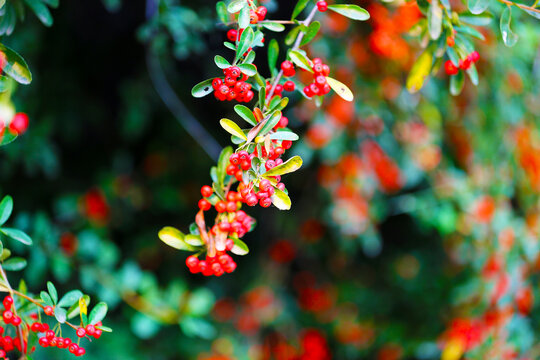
[497,0,540,13]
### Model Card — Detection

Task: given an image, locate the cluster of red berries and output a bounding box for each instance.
[0,113,29,138]
[303,58,331,97]
[316,1,328,12]
[186,250,237,277]
[444,51,480,76]
[249,5,267,24]
[1,297,21,328]
[0,330,27,356]
[212,66,254,102]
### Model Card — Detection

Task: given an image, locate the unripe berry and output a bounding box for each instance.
[201,185,213,198]
[446,36,455,47]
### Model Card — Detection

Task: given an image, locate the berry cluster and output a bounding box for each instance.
[186,250,237,277]
[249,5,267,24]
[444,51,480,76]
[0,113,29,138]
[302,58,331,97]
[212,66,254,103]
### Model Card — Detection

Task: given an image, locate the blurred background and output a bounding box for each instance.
[1,0,540,359]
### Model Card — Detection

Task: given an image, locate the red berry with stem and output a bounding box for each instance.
[3,296,13,309]
[12,316,21,326]
[198,198,211,211]
[2,310,13,323]
[186,256,199,269]
[76,347,86,356]
[38,337,49,347]
[201,185,213,198]
[69,343,79,354]
[260,197,272,208]
[94,329,102,339]
[317,1,328,11]
[284,80,295,92]
[215,201,227,213]
[76,327,86,337]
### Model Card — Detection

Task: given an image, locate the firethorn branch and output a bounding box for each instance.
[0,265,25,354]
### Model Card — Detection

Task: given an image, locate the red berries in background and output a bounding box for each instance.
[444,60,459,76]
[8,112,29,135]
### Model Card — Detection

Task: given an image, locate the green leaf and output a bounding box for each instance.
[285,26,302,46]
[262,22,285,32]
[244,49,256,64]
[231,237,249,255]
[459,12,493,26]
[450,71,464,96]
[500,6,518,47]
[47,281,58,304]
[67,295,90,319]
[158,227,195,251]
[406,48,433,93]
[0,44,32,85]
[269,130,299,141]
[268,39,279,76]
[327,4,370,21]
[258,86,266,109]
[446,47,459,66]
[54,307,67,323]
[455,25,485,40]
[58,290,83,307]
[184,234,204,246]
[214,55,230,69]
[89,302,108,325]
[238,5,249,29]
[217,146,233,185]
[234,105,257,126]
[428,0,443,40]
[220,118,247,140]
[237,63,257,77]
[301,21,321,46]
[191,78,214,98]
[24,0,53,26]
[236,26,254,62]
[1,228,32,245]
[42,0,59,8]
[271,188,292,210]
[467,0,489,15]
[97,325,113,332]
[326,77,354,101]
[522,8,540,19]
[227,0,246,13]
[216,1,229,24]
[264,156,303,177]
[466,63,479,86]
[292,0,309,19]
[3,257,26,271]
[258,111,282,137]
[0,196,13,226]
[0,131,17,146]
[288,50,313,73]
[40,291,54,306]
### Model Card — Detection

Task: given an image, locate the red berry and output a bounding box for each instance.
[459,57,471,70]
[226,164,237,176]
[93,329,102,339]
[225,238,235,251]
[2,310,13,323]
[186,255,199,269]
[215,201,227,213]
[265,160,276,170]
[76,347,86,356]
[249,10,259,24]
[38,337,49,347]
[224,261,237,273]
[260,197,272,208]
[444,60,459,76]
[315,75,327,87]
[76,327,86,338]
[244,90,254,102]
[227,29,238,42]
[9,113,29,135]
[69,343,79,354]
[12,316,21,326]
[229,66,241,79]
[198,198,211,211]
[313,63,324,75]
[447,36,455,47]
[282,140,292,149]
[212,78,223,90]
[85,324,96,336]
[470,50,480,62]
[317,1,328,11]
[45,330,55,339]
[246,194,258,206]
[256,6,267,20]
[283,81,295,92]
[322,64,330,76]
[229,153,240,165]
[304,85,314,97]
[3,296,13,309]
[201,185,213,198]
[226,201,237,212]
[31,322,41,332]
[259,179,271,192]
[240,159,251,171]
[219,222,231,232]
[309,83,320,96]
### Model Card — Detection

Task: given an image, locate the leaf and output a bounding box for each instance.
[327,4,370,21]
[522,8,540,19]
[271,188,292,210]
[467,0,489,15]
[268,39,279,76]
[288,50,313,73]
[285,26,302,46]
[24,0,53,26]
[406,48,433,93]
[326,77,354,101]
[0,132,17,146]
[58,290,83,307]
[231,237,249,255]
[428,0,443,40]
[238,5,249,29]
[264,156,303,177]
[269,130,299,141]
[0,44,32,84]
[450,71,464,96]
[459,12,493,26]
[54,307,67,323]
[217,146,233,185]
[466,64,479,86]
[67,295,89,319]
[3,257,26,271]
[1,228,32,245]
[96,325,112,332]
[214,55,230,69]
[158,227,195,251]
[234,105,257,126]
[184,234,204,246]
[301,21,321,46]
[455,25,485,40]
[42,0,59,8]
[47,281,58,304]
[236,26,254,62]
[0,196,13,226]
[191,78,214,98]
[79,297,88,316]
[237,63,257,77]
[216,1,229,24]
[500,6,518,47]
[89,302,108,325]
[292,0,309,20]
[227,0,246,13]
[40,291,54,306]
[258,111,282,137]
[262,22,285,32]
[244,49,256,64]
[220,119,247,140]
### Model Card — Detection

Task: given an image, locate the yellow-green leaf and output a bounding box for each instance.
[264,156,303,177]
[406,49,433,93]
[158,227,195,251]
[271,188,291,210]
[220,119,247,140]
[326,77,354,102]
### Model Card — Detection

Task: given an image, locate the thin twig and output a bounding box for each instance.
[497,0,540,13]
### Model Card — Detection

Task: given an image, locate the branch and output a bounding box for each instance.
[497,0,540,13]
